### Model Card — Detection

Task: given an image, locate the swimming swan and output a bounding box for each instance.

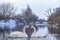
[9,25,36,38]
[31,32,47,38]
[31,28,47,38]
[9,31,28,37]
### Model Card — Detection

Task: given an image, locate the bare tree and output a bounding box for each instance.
[0,3,16,38]
[14,14,23,22]
[0,3,16,21]
[46,8,60,28]
[44,8,55,27]
[13,14,24,30]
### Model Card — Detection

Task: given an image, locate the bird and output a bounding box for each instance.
[9,31,28,38]
[23,25,36,38]
[31,27,47,38]
[8,25,36,38]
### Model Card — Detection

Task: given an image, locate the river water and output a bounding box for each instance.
[0,27,59,40]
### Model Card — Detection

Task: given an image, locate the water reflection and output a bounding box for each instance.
[0,26,60,40]
[56,36,60,40]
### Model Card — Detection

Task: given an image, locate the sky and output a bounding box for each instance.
[0,0,60,20]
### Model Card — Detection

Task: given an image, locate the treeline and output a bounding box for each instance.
[0,3,46,33]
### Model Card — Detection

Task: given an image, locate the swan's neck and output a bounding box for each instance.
[23,25,36,33]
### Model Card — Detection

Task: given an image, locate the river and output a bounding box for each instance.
[0,27,59,40]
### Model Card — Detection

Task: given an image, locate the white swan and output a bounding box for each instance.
[9,25,42,38]
[31,32,47,38]
[9,25,36,38]
[31,28,47,38]
[9,31,28,37]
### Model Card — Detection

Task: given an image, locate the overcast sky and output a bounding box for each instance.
[0,0,60,20]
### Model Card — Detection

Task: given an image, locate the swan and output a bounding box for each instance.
[31,28,47,38]
[9,25,38,38]
[31,32,47,38]
[9,31,28,37]
[9,25,36,38]
[9,25,30,38]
